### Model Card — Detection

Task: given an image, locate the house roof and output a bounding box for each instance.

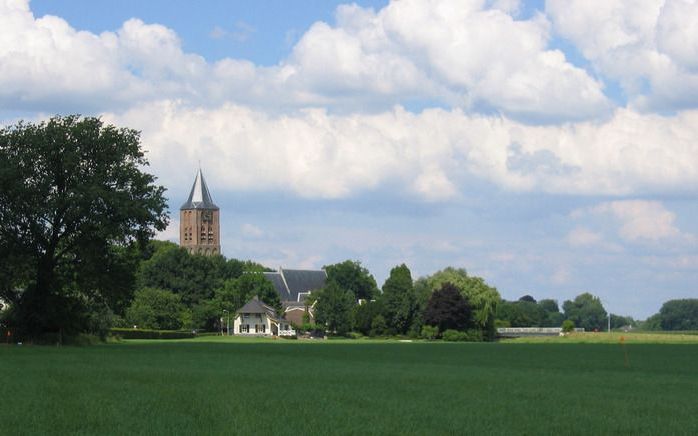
[180,168,219,210]
[263,267,326,303]
[236,296,276,317]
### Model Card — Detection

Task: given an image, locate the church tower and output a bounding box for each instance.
[180,168,220,255]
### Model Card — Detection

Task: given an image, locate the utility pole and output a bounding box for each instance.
[223,309,230,336]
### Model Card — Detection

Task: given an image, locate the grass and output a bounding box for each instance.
[1,337,697,435]
[500,331,698,344]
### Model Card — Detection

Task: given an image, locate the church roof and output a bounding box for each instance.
[180,168,219,210]
[263,268,327,303]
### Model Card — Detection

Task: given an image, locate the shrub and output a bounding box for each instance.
[421,325,438,340]
[347,332,364,340]
[562,319,575,333]
[110,328,195,340]
[463,329,484,342]
[442,329,468,342]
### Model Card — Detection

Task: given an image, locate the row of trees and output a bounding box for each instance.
[496,293,618,331]
[312,263,500,340]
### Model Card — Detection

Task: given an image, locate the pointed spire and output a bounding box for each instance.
[180,168,219,210]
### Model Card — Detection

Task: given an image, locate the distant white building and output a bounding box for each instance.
[233,296,295,337]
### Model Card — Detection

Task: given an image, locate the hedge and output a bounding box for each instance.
[110,328,195,340]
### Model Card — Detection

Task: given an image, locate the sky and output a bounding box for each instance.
[2,0,698,318]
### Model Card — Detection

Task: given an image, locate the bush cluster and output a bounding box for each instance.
[442,329,483,342]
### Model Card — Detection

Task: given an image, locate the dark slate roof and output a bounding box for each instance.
[180,168,219,210]
[263,272,291,302]
[283,269,326,299]
[263,268,326,303]
[236,296,276,317]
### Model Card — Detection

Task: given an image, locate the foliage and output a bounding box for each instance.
[641,313,663,331]
[420,267,500,338]
[420,325,438,340]
[562,293,608,331]
[610,314,635,329]
[659,299,698,331]
[314,282,355,335]
[137,241,264,307]
[518,295,536,303]
[215,272,281,315]
[562,319,575,333]
[423,282,472,332]
[109,328,195,339]
[497,300,545,327]
[0,115,168,341]
[442,329,468,341]
[125,288,188,330]
[380,264,416,334]
[352,300,383,336]
[370,314,388,337]
[323,260,378,301]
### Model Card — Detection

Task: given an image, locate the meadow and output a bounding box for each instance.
[1,337,697,435]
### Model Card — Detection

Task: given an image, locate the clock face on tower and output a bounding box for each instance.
[202,210,212,223]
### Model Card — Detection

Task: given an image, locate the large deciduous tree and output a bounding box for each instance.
[0,115,168,340]
[125,288,187,330]
[562,293,607,331]
[659,299,698,331]
[423,282,472,333]
[380,264,416,334]
[314,281,354,335]
[418,267,500,338]
[323,260,378,301]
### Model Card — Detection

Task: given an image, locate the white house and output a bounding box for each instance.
[233,296,295,337]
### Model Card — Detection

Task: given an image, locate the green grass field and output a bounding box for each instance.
[1,337,697,435]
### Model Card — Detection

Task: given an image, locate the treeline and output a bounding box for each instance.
[496,293,698,332]
[311,263,500,340]
[117,247,503,341]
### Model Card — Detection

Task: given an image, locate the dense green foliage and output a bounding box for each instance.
[1,339,697,435]
[562,319,575,333]
[418,267,500,338]
[127,241,273,332]
[380,264,416,335]
[497,297,565,327]
[659,299,698,330]
[314,282,355,335]
[0,116,168,341]
[323,260,378,301]
[563,293,608,331]
[125,288,188,330]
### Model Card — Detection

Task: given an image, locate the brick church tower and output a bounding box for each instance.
[180,169,220,255]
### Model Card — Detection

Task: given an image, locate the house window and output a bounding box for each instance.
[239,324,249,333]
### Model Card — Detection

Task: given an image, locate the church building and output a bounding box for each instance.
[180,169,220,255]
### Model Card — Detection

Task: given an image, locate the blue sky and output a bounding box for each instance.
[2,0,698,318]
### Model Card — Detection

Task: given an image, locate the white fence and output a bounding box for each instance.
[497,327,585,336]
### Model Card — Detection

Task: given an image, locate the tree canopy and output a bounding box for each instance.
[423,282,472,333]
[380,264,416,334]
[323,260,378,301]
[562,293,607,331]
[419,267,500,336]
[0,115,168,340]
[658,299,698,331]
[314,281,354,335]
